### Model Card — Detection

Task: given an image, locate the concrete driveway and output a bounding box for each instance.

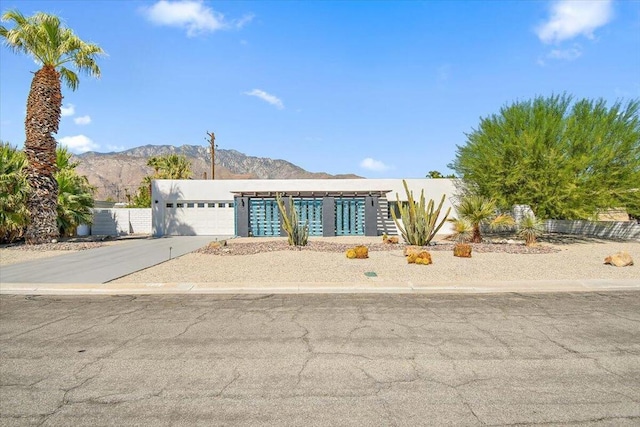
[0,236,218,284]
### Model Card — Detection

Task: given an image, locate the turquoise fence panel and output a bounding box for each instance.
[250,198,281,236]
[335,198,365,236]
[294,198,323,236]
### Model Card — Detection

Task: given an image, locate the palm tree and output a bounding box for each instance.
[0,142,29,243]
[0,10,103,243]
[157,154,193,179]
[455,195,514,243]
[55,147,95,236]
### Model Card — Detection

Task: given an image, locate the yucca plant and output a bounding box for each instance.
[390,180,451,246]
[518,214,545,247]
[448,217,473,257]
[455,195,515,243]
[275,193,309,246]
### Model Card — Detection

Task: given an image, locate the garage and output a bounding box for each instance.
[162,200,235,236]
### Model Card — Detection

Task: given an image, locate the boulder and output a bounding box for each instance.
[604,252,634,267]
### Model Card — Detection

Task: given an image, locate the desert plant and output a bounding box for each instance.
[407,251,432,265]
[390,180,451,246]
[1,10,104,243]
[454,195,515,243]
[354,245,368,259]
[448,217,473,257]
[382,234,399,244]
[275,193,309,246]
[0,142,29,243]
[453,244,472,258]
[345,245,368,259]
[518,214,545,246]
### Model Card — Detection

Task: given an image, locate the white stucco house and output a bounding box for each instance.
[150,178,459,238]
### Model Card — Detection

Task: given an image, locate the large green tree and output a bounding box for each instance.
[450,94,640,219]
[0,10,103,243]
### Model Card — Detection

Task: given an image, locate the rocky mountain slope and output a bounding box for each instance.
[72,144,361,201]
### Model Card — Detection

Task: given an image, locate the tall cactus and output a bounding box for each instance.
[390,180,451,246]
[275,193,309,246]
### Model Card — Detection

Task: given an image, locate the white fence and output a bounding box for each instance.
[545,220,640,241]
[90,208,152,236]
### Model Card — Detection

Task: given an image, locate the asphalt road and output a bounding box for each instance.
[1,292,639,426]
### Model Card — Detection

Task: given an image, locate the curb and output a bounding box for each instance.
[1,279,639,295]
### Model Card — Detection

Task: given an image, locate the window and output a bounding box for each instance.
[228,202,234,208]
[197,203,205,208]
[218,203,225,208]
[176,203,184,208]
[208,203,216,208]
[166,203,173,208]
[187,203,195,208]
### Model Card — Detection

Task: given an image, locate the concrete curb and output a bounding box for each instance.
[1,279,638,295]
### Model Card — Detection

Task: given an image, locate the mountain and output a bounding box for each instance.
[72,144,362,201]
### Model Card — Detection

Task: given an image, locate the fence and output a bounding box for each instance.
[545,220,640,241]
[90,208,152,236]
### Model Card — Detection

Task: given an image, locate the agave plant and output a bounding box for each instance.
[518,214,545,247]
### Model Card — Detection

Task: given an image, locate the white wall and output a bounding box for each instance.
[91,208,152,236]
[152,179,459,237]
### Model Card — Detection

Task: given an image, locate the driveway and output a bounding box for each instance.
[0,236,218,284]
[1,292,639,426]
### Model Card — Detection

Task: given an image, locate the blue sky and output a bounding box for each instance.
[1,0,639,178]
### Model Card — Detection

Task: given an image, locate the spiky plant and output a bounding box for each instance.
[455,195,515,243]
[0,142,29,242]
[390,180,451,246]
[518,214,545,247]
[275,193,309,246]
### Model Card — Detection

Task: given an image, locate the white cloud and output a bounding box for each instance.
[548,45,583,60]
[537,43,583,66]
[61,104,75,117]
[244,89,284,109]
[58,135,99,154]
[106,144,125,152]
[143,0,253,37]
[360,157,390,172]
[536,0,614,44]
[74,115,91,125]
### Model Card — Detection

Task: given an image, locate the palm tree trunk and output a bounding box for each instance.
[472,224,482,243]
[23,66,61,244]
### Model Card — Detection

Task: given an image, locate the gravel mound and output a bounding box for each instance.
[197,240,559,256]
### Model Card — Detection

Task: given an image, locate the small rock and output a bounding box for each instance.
[51,239,58,244]
[604,251,634,267]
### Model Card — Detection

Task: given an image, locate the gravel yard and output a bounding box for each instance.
[1,235,637,285]
[111,235,637,285]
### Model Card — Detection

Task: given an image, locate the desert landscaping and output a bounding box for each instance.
[1,235,636,286]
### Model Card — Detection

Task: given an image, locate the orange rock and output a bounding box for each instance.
[604,251,634,267]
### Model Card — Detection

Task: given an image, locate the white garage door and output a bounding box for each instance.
[163,201,235,236]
